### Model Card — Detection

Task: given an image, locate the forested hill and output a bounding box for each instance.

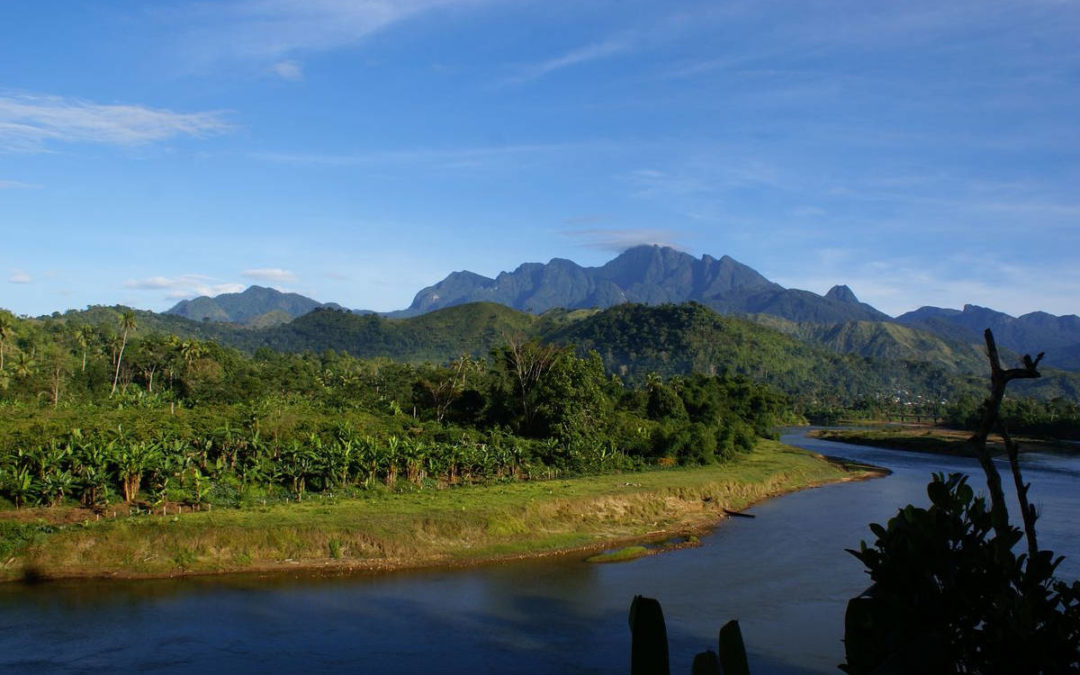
[544,303,977,406]
[232,303,544,361]
[750,315,991,374]
[24,300,1080,406]
[254,303,1080,403]
[165,285,347,326]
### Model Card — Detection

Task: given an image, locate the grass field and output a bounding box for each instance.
[1,440,874,582]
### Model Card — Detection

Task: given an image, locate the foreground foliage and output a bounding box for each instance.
[843,330,1080,674]
[844,473,1080,674]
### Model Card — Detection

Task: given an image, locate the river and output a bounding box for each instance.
[2,431,1078,674]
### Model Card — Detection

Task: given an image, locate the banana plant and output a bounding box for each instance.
[359,435,379,487]
[39,469,74,506]
[185,464,210,505]
[402,438,426,486]
[331,435,355,488]
[282,439,319,501]
[5,466,33,509]
[384,435,400,488]
[75,438,113,507]
[114,439,160,504]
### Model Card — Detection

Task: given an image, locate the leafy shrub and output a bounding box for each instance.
[843,473,1080,674]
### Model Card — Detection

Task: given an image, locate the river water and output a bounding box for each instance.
[2,431,1078,674]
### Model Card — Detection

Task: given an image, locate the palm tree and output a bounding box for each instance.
[12,350,35,379]
[75,324,95,372]
[110,310,136,396]
[0,312,14,372]
[179,340,205,371]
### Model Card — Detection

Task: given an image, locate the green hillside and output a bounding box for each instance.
[751,316,989,373]
[245,303,541,361]
[544,303,981,408]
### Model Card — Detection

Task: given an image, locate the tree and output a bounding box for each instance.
[968,329,1043,558]
[11,350,35,380]
[532,351,613,450]
[179,339,205,372]
[497,337,566,432]
[415,356,476,424]
[0,312,13,372]
[110,310,136,396]
[42,343,69,407]
[131,335,170,394]
[74,324,96,373]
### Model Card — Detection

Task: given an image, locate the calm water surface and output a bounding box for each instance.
[2,431,1078,674]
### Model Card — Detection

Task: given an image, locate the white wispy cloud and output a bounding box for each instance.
[789,206,827,217]
[0,179,41,189]
[123,274,245,299]
[0,94,231,151]
[563,227,684,253]
[177,0,484,68]
[242,267,297,282]
[562,214,611,226]
[271,60,304,80]
[251,140,619,170]
[505,38,634,84]
[626,160,779,201]
[9,270,31,284]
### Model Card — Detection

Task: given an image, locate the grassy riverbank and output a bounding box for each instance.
[1,440,877,582]
[810,426,1079,457]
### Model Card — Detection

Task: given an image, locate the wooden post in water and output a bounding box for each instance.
[629,595,670,675]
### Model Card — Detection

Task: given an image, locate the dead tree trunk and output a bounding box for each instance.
[968,328,1043,556]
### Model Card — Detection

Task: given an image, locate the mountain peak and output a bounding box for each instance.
[825,284,860,304]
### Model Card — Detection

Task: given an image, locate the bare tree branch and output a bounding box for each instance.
[969,328,1042,552]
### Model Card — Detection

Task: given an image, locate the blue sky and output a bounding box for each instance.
[1,0,1078,318]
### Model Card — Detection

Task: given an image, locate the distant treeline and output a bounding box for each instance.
[940,394,1080,439]
[20,301,1080,408]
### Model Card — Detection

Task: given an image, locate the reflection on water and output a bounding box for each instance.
[2,431,1078,674]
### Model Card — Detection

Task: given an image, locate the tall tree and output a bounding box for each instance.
[43,343,69,407]
[0,312,13,372]
[110,310,137,396]
[498,337,565,431]
[179,339,205,372]
[75,324,95,372]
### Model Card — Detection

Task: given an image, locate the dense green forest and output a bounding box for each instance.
[0,306,789,511]
[2,300,1077,511]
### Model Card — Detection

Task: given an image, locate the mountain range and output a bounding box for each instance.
[161,245,1078,372]
[897,305,1080,371]
[390,245,890,323]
